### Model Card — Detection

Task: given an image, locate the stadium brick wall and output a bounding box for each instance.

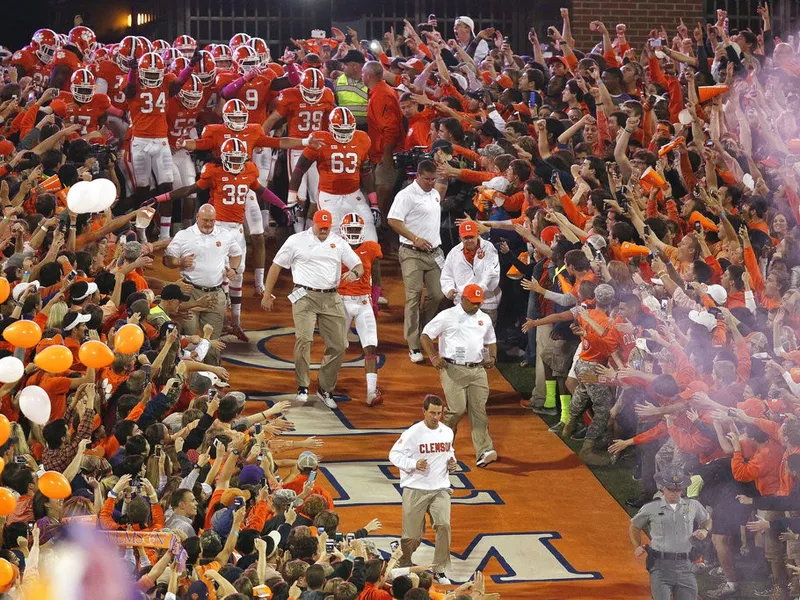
[568,0,705,51]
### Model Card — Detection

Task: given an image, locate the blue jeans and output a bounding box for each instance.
[523,290,538,364]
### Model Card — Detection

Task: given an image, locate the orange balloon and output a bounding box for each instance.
[0,558,12,587]
[115,324,144,354]
[0,415,9,446]
[0,488,16,516]
[0,279,9,304]
[38,471,72,499]
[78,340,115,369]
[2,320,42,349]
[33,344,74,374]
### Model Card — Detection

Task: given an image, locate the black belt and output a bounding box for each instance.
[444,357,483,368]
[649,550,690,560]
[191,283,222,293]
[400,242,439,254]
[298,285,337,293]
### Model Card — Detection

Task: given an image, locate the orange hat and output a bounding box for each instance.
[313,210,333,227]
[49,99,67,118]
[496,73,514,89]
[0,140,14,159]
[737,397,766,419]
[619,241,650,260]
[459,220,478,238]
[678,380,709,400]
[462,283,484,303]
[540,226,560,245]
[220,488,252,506]
[688,210,719,232]
[506,251,529,280]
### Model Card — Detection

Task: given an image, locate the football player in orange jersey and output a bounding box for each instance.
[218,45,300,188]
[291,107,386,309]
[126,49,201,239]
[262,68,335,232]
[49,26,97,91]
[57,68,112,141]
[11,29,58,95]
[339,213,384,406]
[167,74,204,229]
[149,137,292,340]
[182,98,320,293]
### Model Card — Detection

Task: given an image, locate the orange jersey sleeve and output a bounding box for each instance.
[338,241,383,296]
[128,81,171,138]
[314,130,371,195]
[199,162,260,224]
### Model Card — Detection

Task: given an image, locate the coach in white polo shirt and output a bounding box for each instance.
[164,204,242,362]
[440,220,501,323]
[387,160,445,364]
[421,283,498,468]
[262,209,363,407]
[389,394,456,585]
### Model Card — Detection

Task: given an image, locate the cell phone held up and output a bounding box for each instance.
[307,470,318,485]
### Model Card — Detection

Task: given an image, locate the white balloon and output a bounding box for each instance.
[0,357,23,383]
[88,178,117,212]
[66,180,95,214]
[19,386,51,425]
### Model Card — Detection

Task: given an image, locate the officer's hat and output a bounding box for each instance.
[655,465,691,489]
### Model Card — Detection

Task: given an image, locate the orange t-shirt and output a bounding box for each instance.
[577,309,618,364]
[274,86,335,137]
[339,241,382,296]
[128,74,176,138]
[196,161,260,224]
[303,130,370,195]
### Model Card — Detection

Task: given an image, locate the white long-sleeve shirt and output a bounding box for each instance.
[389,420,455,491]
[440,240,501,310]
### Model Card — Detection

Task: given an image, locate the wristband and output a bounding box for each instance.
[302,137,309,147]
[367,192,378,208]
[108,490,118,499]
[40,225,47,232]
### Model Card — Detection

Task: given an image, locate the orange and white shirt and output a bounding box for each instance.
[128,73,176,138]
[57,90,111,137]
[339,241,382,297]
[274,87,335,137]
[166,96,201,151]
[195,161,260,224]
[193,123,281,157]
[303,130,371,195]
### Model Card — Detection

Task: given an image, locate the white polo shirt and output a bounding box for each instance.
[440,240,502,310]
[165,225,243,288]
[422,304,496,363]
[387,180,441,246]
[273,229,362,290]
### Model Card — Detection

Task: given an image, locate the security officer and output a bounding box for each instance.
[420,283,498,468]
[629,465,712,600]
[335,50,368,131]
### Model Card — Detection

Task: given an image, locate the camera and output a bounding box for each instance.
[89,142,118,171]
[254,422,262,435]
[394,146,428,174]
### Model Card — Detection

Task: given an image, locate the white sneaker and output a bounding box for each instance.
[317,389,338,409]
[434,573,451,586]
[296,387,308,403]
[378,296,389,306]
[476,449,498,468]
[409,349,424,363]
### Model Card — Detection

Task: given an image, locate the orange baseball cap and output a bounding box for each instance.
[459,221,478,238]
[462,283,484,303]
[313,210,333,227]
[0,140,14,159]
[540,226,560,245]
[49,99,67,118]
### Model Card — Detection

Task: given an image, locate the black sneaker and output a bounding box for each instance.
[296,387,309,402]
[625,498,645,509]
[571,425,587,440]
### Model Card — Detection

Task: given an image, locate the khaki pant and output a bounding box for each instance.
[291,289,348,391]
[180,286,226,365]
[399,246,444,350]
[440,363,493,459]
[400,487,451,573]
[532,323,553,402]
